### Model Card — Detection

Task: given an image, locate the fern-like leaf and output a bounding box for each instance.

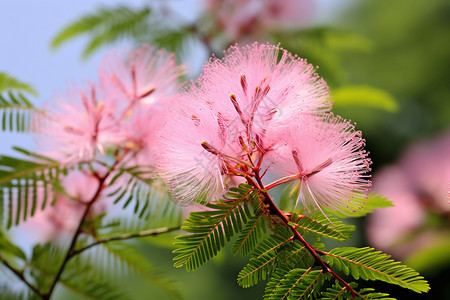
[320,281,395,300]
[325,247,430,293]
[107,166,181,224]
[173,183,258,271]
[237,228,294,288]
[74,241,182,299]
[232,204,267,257]
[290,212,355,241]
[0,154,65,228]
[51,6,151,58]
[0,73,39,133]
[325,194,393,218]
[270,268,329,300]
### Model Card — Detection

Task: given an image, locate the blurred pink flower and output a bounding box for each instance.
[205,0,315,41]
[36,83,122,162]
[367,132,450,258]
[264,114,372,218]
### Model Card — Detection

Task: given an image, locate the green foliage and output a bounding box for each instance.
[289,212,355,241]
[238,228,295,288]
[325,247,430,293]
[0,153,65,228]
[173,183,260,271]
[73,241,182,299]
[51,6,151,58]
[0,231,26,260]
[0,72,38,133]
[232,204,267,257]
[325,193,393,218]
[332,85,399,112]
[320,282,394,300]
[268,268,330,300]
[107,166,182,223]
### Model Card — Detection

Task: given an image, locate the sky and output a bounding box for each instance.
[0,0,349,156]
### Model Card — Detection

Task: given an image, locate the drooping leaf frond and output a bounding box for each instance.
[173,183,259,271]
[289,212,355,241]
[0,230,26,260]
[0,154,66,228]
[237,228,295,288]
[61,275,130,300]
[107,166,182,224]
[325,247,430,293]
[51,6,151,58]
[320,281,395,300]
[0,73,39,133]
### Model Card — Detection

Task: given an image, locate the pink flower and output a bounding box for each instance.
[263,114,372,218]
[204,0,315,41]
[199,43,332,147]
[36,83,122,162]
[367,132,450,258]
[99,45,185,165]
[154,43,332,205]
[154,92,239,205]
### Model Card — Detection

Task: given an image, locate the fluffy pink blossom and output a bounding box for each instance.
[367,132,450,257]
[199,43,332,147]
[264,114,372,218]
[36,83,122,162]
[154,92,241,205]
[154,43,332,205]
[205,0,315,41]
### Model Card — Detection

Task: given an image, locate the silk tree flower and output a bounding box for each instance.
[198,43,332,150]
[204,0,315,41]
[154,43,332,205]
[263,113,372,218]
[36,83,122,162]
[367,132,450,258]
[154,91,244,205]
[99,45,186,164]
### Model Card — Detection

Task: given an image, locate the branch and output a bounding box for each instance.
[70,226,180,257]
[0,254,44,298]
[251,168,358,300]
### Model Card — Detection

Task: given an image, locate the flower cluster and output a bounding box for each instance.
[155,43,372,217]
[24,45,185,241]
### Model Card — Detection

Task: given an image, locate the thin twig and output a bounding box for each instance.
[0,254,44,298]
[70,226,180,257]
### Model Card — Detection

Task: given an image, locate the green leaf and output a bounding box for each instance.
[269,268,329,300]
[0,231,27,260]
[325,193,393,218]
[107,166,182,224]
[290,212,355,241]
[75,241,183,299]
[0,153,66,228]
[0,92,40,133]
[51,6,151,58]
[320,281,395,300]
[237,228,294,288]
[173,183,258,271]
[232,205,267,257]
[332,85,399,113]
[325,247,430,293]
[0,72,37,96]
